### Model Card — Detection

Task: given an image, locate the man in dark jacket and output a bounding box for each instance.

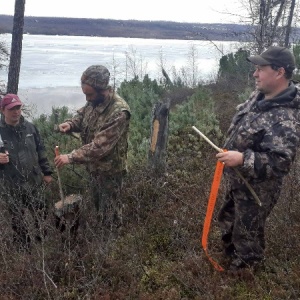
[0,94,52,250]
[216,46,300,271]
[55,65,130,228]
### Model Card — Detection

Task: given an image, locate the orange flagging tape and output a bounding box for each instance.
[55,145,60,157]
[202,157,226,272]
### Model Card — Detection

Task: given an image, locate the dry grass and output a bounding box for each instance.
[1,138,300,299]
[1,90,300,299]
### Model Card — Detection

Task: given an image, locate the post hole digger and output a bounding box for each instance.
[54,146,82,237]
[192,126,261,271]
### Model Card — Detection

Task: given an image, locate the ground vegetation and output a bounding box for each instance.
[1,45,300,299]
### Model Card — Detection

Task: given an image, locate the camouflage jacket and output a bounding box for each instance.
[67,91,130,175]
[224,81,300,185]
[0,116,52,191]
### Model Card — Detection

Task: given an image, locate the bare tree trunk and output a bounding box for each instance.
[244,0,297,53]
[284,0,296,47]
[7,0,26,94]
[148,100,170,175]
[258,0,266,53]
[269,1,285,46]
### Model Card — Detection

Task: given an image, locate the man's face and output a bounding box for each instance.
[81,83,98,102]
[253,65,282,96]
[81,83,105,103]
[2,105,22,126]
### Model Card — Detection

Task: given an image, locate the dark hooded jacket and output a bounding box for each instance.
[224,81,300,187]
[0,115,52,192]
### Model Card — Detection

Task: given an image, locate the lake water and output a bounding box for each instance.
[0,34,240,116]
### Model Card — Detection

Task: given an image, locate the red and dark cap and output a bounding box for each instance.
[247,46,295,71]
[0,94,23,110]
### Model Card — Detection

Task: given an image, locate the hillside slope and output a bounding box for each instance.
[0,15,251,41]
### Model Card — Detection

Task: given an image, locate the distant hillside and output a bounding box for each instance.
[0,15,252,41]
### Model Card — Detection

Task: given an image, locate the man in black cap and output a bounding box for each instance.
[54,65,130,228]
[215,46,300,272]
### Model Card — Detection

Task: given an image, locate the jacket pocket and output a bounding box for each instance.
[30,165,43,186]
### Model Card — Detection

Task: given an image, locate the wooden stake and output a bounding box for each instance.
[55,146,65,207]
[192,126,262,206]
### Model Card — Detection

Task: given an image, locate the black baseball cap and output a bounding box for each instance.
[247,46,295,71]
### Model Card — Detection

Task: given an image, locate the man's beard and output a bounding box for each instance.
[92,94,106,107]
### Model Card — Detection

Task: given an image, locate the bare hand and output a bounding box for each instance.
[0,151,9,164]
[58,122,71,133]
[216,150,244,167]
[54,154,70,168]
[43,175,52,184]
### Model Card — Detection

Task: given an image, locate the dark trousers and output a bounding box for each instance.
[90,172,124,228]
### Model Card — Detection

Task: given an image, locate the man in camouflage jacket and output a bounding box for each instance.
[216,46,300,271]
[0,94,53,250]
[55,65,130,227]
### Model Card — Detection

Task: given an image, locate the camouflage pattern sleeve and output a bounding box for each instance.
[66,107,85,132]
[238,120,300,181]
[70,111,129,163]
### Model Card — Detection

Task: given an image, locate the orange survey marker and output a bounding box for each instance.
[192,125,261,270]
[191,126,226,271]
[201,158,226,272]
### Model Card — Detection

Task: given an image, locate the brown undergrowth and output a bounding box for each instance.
[1,124,300,299]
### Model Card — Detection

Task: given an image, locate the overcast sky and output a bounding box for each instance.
[0,0,247,24]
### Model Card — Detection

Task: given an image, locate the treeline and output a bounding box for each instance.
[0,14,252,41]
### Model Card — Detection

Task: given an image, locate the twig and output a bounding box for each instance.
[192,126,262,206]
[37,267,58,289]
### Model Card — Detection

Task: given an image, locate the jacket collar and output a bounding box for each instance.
[256,81,299,111]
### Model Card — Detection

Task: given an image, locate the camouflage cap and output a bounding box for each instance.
[81,65,110,90]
